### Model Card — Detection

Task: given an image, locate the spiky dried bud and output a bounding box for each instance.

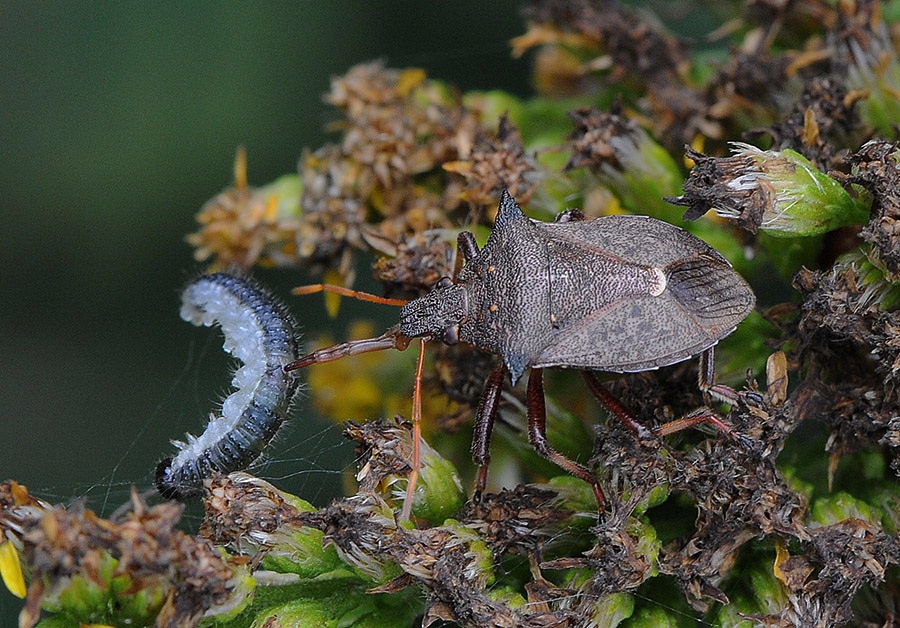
[565,105,682,218]
[444,115,541,211]
[201,473,343,579]
[668,143,869,236]
[0,482,252,628]
[346,417,465,525]
[844,140,900,281]
[187,148,304,269]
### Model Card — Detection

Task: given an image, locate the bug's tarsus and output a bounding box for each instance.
[528,368,607,510]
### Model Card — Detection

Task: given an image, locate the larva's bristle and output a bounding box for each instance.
[156,273,302,501]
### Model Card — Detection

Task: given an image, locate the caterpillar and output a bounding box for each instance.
[155,273,302,499]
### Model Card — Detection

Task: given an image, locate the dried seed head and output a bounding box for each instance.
[844,140,900,281]
[187,149,303,269]
[445,115,541,211]
[0,482,251,628]
[669,142,868,236]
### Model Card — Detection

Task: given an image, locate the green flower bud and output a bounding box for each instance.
[865,486,900,534]
[203,473,345,580]
[349,418,464,525]
[622,606,678,627]
[669,143,869,237]
[830,246,900,313]
[845,20,900,136]
[627,518,661,577]
[443,520,496,588]
[714,566,788,627]
[587,592,635,628]
[407,436,466,524]
[811,491,878,526]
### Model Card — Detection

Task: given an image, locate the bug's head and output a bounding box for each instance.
[399,277,467,344]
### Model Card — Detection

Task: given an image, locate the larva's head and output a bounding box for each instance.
[399,278,468,345]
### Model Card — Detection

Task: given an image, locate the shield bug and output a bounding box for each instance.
[287,190,755,516]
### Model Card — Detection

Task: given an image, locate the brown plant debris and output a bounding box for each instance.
[445,114,541,210]
[748,519,900,627]
[843,140,900,281]
[564,103,639,173]
[519,0,714,149]
[303,494,570,628]
[0,482,247,628]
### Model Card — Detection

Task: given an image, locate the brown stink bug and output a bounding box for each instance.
[287,190,756,518]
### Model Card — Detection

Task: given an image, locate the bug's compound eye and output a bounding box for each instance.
[442,324,460,345]
[436,276,454,289]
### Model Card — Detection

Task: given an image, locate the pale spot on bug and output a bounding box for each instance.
[648,267,667,296]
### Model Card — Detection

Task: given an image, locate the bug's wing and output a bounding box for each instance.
[534,253,755,372]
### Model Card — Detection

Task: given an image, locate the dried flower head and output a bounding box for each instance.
[669,142,869,236]
[444,115,541,212]
[0,483,251,628]
[187,148,303,269]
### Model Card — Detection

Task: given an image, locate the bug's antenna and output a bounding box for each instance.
[284,284,412,371]
[292,283,409,307]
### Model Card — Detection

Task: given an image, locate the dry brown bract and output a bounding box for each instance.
[844,140,900,281]
[0,482,246,628]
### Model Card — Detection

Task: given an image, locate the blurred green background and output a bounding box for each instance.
[0,2,528,620]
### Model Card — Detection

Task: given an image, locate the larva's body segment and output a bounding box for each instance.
[155,273,302,499]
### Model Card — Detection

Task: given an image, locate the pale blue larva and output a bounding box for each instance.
[155,273,302,499]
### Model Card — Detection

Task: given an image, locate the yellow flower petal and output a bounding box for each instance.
[0,540,26,599]
[773,538,790,587]
[323,270,343,318]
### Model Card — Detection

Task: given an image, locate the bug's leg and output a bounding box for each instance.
[458,231,479,263]
[696,346,741,404]
[697,346,763,405]
[400,338,428,522]
[470,361,507,501]
[653,407,754,448]
[647,348,753,446]
[582,372,655,440]
[554,208,586,223]
[528,368,606,510]
[291,283,409,306]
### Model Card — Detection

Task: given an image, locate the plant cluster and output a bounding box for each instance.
[5,1,900,626]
